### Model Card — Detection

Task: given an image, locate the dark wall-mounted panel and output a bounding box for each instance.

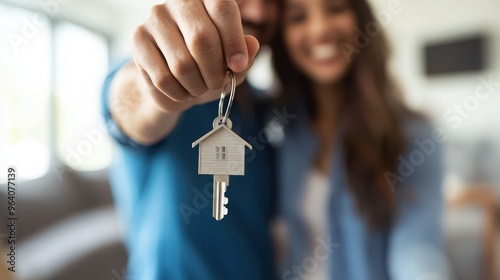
[424,35,487,76]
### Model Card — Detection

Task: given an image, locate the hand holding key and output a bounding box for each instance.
[132,1,260,114]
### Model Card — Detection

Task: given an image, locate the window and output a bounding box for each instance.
[216,146,226,160]
[0,3,51,182]
[0,2,110,183]
[54,22,111,171]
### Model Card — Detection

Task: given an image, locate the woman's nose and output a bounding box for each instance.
[308,13,330,40]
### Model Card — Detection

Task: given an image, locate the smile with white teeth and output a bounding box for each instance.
[311,44,339,60]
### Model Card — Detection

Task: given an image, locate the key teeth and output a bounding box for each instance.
[223,206,228,215]
[224,197,228,205]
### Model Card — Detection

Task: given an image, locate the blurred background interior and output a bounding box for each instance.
[0,0,499,279]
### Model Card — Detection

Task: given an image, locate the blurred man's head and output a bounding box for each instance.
[238,0,280,45]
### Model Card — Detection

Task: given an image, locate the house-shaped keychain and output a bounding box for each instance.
[192,118,252,176]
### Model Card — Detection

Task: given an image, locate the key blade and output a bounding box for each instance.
[213,181,227,220]
[213,175,230,221]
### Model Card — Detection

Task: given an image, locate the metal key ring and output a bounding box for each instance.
[218,69,236,125]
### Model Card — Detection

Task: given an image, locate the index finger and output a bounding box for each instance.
[203,0,248,73]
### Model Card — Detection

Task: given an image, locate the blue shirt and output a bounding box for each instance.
[277,103,451,279]
[102,64,277,280]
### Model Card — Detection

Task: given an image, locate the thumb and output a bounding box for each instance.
[245,35,260,67]
[231,35,260,87]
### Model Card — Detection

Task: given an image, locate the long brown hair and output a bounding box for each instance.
[271,0,418,228]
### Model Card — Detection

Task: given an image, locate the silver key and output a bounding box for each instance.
[191,70,252,221]
[213,175,229,220]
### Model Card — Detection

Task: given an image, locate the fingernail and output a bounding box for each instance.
[230,53,247,72]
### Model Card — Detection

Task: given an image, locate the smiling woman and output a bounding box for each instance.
[270,0,450,279]
[273,0,410,229]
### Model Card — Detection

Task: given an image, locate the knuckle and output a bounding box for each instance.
[153,73,189,102]
[190,29,219,54]
[170,58,195,78]
[208,0,239,17]
[150,4,166,20]
[132,26,147,44]
[131,27,149,61]
[152,72,175,93]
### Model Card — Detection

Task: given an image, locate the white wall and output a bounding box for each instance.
[369,0,500,194]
